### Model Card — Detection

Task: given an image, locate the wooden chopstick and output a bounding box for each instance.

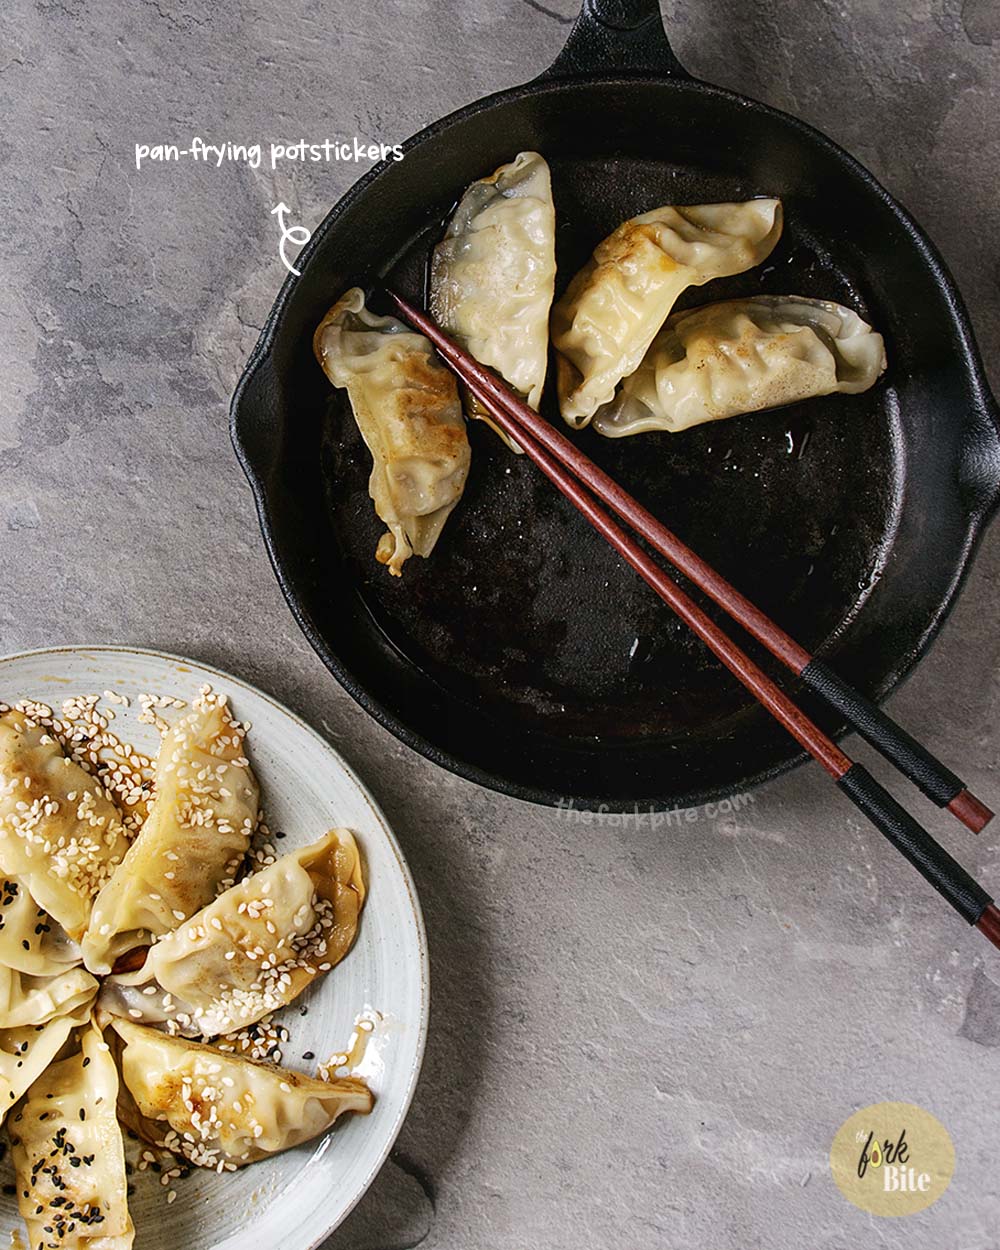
[385,289,1000,950]
[386,290,992,837]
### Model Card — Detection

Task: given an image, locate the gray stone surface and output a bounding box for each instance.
[2,1,1000,1246]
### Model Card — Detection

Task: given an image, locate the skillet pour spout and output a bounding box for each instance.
[231,0,1000,811]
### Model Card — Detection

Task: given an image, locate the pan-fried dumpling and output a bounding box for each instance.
[314,288,472,576]
[9,1022,134,1250]
[82,689,260,975]
[111,1018,372,1169]
[0,965,97,1028]
[594,295,887,437]
[0,710,130,941]
[429,150,557,452]
[552,199,783,428]
[0,1000,94,1125]
[102,828,365,1037]
[0,879,81,975]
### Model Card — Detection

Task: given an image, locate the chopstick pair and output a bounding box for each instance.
[386,289,1000,952]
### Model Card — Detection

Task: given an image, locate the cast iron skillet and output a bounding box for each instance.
[231,0,1000,810]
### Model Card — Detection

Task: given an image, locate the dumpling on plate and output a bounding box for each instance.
[429,150,557,452]
[0,879,81,975]
[111,1018,372,1169]
[0,964,97,1029]
[9,1021,134,1249]
[0,1005,94,1126]
[551,199,783,429]
[0,709,130,941]
[314,288,472,576]
[593,295,887,437]
[82,688,260,975]
[101,828,365,1037]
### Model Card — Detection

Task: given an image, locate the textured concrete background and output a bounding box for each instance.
[2,1,1000,1247]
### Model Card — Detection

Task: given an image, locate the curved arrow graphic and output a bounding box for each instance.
[271,202,311,276]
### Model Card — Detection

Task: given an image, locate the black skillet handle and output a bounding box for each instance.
[539,0,689,81]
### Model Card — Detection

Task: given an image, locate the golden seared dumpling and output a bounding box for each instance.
[9,1022,134,1248]
[552,199,783,429]
[101,828,365,1037]
[112,1018,372,1169]
[0,710,130,941]
[314,288,471,575]
[594,295,886,436]
[82,689,259,975]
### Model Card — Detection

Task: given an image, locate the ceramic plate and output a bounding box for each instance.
[0,645,428,1250]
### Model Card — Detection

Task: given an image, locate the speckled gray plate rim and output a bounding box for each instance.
[0,643,430,1250]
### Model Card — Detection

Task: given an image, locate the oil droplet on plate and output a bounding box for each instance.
[318,1009,384,1081]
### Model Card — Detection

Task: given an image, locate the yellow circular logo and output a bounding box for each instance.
[830,1102,954,1216]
